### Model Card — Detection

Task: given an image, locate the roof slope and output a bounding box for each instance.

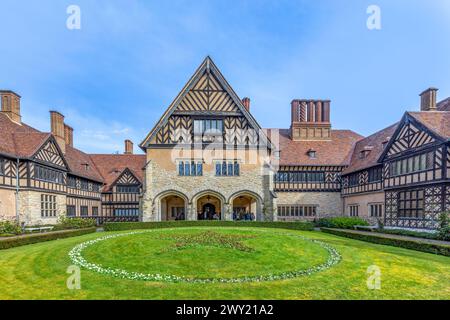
[437,97,450,111]
[342,123,398,175]
[265,129,363,166]
[89,154,146,191]
[0,113,50,158]
[1,112,104,182]
[408,111,450,139]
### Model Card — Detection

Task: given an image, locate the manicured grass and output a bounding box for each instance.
[0,227,449,300]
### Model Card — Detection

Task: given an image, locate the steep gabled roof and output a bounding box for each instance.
[265,128,363,166]
[342,123,398,175]
[140,56,272,149]
[89,154,146,191]
[408,111,450,139]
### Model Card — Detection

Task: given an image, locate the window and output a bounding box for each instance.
[369,203,383,217]
[368,167,382,183]
[113,208,139,217]
[389,151,434,177]
[348,174,359,187]
[307,150,317,159]
[117,185,140,193]
[41,194,57,217]
[80,180,89,191]
[92,206,99,216]
[34,165,64,184]
[277,205,317,217]
[80,206,88,217]
[0,158,5,176]
[349,205,359,217]
[275,172,325,183]
[67,176,77,188]
[216,161,240,176]
[66,205,76,217]
[92,183,101,192]
[194,119,223,136]
[398,189,424,218]
[178,161,203,176]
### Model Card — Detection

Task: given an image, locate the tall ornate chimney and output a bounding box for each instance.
[124,139,133,154]
[0,90,21,124]
[242,97,251,112]
[50,111,66,154]
[64,124,74,147]
[290,99,331,141]
[420,88,438,111]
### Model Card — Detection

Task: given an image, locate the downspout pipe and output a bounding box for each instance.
[15,158,20,224]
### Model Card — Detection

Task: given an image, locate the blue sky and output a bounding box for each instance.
[1,0,449,154]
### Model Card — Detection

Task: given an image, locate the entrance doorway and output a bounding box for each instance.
[197,195,222,220]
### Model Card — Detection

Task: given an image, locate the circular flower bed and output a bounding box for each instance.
[68,228,341,283]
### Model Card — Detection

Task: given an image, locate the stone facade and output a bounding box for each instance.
[18,191,65,225]
[276,191,342,220]
[342,191,385,225]
[142,148,272,222]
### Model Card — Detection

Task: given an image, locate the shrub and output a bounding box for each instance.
[321,228,450,257]
[0,227,96,250]
[376,228,438,240]
[437,212,450,241]
[315,217,369,229]
[0,221,22,236]
[56,217,96,230]
[104,220,315,232]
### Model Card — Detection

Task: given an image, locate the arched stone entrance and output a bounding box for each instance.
[193,191,226,221]
[156,191,188,221]
[229,191,263,221]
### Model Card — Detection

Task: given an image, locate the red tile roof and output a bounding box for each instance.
[408,111,450,139]
[89,154,146,191]
[342,123,398,175]
[65,146,104,182]
[0,113,52,158]
[0,112,103,182]
[265,128,363,166]
[437,98,450,111]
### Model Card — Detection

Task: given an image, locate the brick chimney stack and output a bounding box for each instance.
[242,97,251,112]
[420,88,438,111]
[50,111,66,154]
[64,124,74,147]
[124,139,133,154]
[290,99,331,141]
[1,90,21,124]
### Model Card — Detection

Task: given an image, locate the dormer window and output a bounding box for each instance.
[359,146,373,159]
[307,149,317,159]
[382,138,390,149]
[82,163,90,171]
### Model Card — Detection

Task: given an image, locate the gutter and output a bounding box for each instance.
[15,158,20,223]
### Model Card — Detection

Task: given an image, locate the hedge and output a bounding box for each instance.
[103,220,315,232]
[0,228,97,250]
[315,217,369,229]
[321,228,450,257]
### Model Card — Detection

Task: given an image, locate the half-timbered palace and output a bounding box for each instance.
[1,57,449,229]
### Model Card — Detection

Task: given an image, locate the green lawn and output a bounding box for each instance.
[0,227,449,300]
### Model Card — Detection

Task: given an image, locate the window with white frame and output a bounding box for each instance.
[41,194,57,217]
[369,203,383,217]
[349,205,359,217]
[194,119,223,136]
[277,205,317,217]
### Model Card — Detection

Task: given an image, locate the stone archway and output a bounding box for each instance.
[229,191,263,221]
[155,190,189,221]
[192,190,226,221]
